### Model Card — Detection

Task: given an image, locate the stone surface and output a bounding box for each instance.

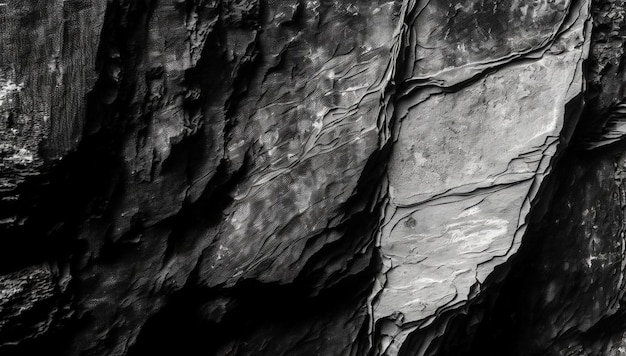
[0,265,56,346]
[3,0,626,356]
[472,148,626,356]
[0,1,107,268]
[370,1,591,354]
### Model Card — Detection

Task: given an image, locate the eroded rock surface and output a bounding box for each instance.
[370,1,591,354]
[3,0,626,355]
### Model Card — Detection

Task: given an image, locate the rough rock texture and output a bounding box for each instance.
[370,1,591,354]
[4,0,626,355]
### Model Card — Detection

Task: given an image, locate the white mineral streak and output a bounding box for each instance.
[370,0,592,354]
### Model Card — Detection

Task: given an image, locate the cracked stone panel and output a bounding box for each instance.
[375,182,529,322]
[370,0,592,354]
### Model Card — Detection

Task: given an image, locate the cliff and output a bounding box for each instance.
[1,0,626,355]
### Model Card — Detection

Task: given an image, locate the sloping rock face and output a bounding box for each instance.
[370,1,591,354]
[3,0,626,355]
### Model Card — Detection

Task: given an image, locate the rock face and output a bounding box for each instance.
[371,1,590,354]
[3,0,626,355]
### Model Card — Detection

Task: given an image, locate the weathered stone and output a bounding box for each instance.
[5,0,626,355]
[0,265,56,346]
[0,1,106,231]
[370,1,591,354]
